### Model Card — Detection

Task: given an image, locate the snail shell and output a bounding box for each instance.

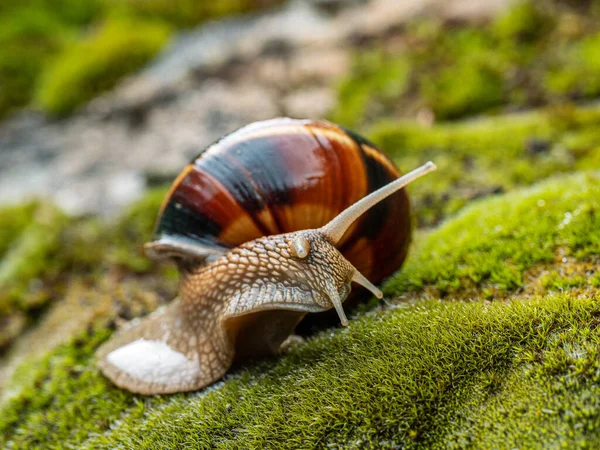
[150,118,411,290]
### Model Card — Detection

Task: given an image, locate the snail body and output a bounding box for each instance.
[96,118,436,394]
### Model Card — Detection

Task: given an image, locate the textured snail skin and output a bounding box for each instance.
[96,230,356,395]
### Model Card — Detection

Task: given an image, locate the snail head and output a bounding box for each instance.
[290,161,436,325]
[205,161,437,326]
[276,229,381,326]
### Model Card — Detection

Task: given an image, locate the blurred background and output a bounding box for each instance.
[2,0,600,393]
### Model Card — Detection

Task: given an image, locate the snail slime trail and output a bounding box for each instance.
[96,118,437,395]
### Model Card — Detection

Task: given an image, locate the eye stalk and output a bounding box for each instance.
[290,236,310,259]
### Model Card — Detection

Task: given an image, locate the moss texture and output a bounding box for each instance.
[387,171,600,296]
[2,170,600,448]
[374,105,600,226]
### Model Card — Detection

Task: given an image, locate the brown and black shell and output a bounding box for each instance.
[152,118,411,298]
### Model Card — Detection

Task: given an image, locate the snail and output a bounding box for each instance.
[96,118,436,395]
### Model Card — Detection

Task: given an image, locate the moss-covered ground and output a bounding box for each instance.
[4,0,600,447]
[0,187,175,352]
[3,170,600,448]
[377,105,600,225]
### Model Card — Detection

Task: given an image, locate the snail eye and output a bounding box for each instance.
[290,237,310,259]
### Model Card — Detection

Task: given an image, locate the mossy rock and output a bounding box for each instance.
[2,170,600,448]
[371,105,600,226]
[0,187,173,351]
[387,171,600,296]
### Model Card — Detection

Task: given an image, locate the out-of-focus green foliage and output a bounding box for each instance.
[37,19,171,116]
[0,187,172,351]
[0,0,103,28]
[544,33,600,98]
[0,0,281,119]
[331,0,600,127]
[110,0,279,28]
[0,10,68,118]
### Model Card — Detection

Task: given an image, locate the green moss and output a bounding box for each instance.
[0,327,137,448]
[434,313,600,448]
[36,19,171,116]
[85,294,600,449]
[0,202,69,317]
[539,271,588,291]
[421,59,504,120]
[3,171,600,448]
[0,202,40,258]
[545,33,600,99]
[108,186,169,272]
[418,30,507,120]
[0,9,67,118]
[492,1,553,42]
[2,293,598,448]
[0,0,280,119]
[331,25,511,125]
[0,187,174,351]
[369,106,600,225]
[331,52,411,128]
[0,0,102,28]
[386,171,600,297]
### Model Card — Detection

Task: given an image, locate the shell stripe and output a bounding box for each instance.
[159,167,264,248]
[158,164,194,218]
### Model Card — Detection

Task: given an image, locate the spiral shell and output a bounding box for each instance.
[152,118,411,288]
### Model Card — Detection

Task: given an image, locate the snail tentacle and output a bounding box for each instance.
[321,161,437,244]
